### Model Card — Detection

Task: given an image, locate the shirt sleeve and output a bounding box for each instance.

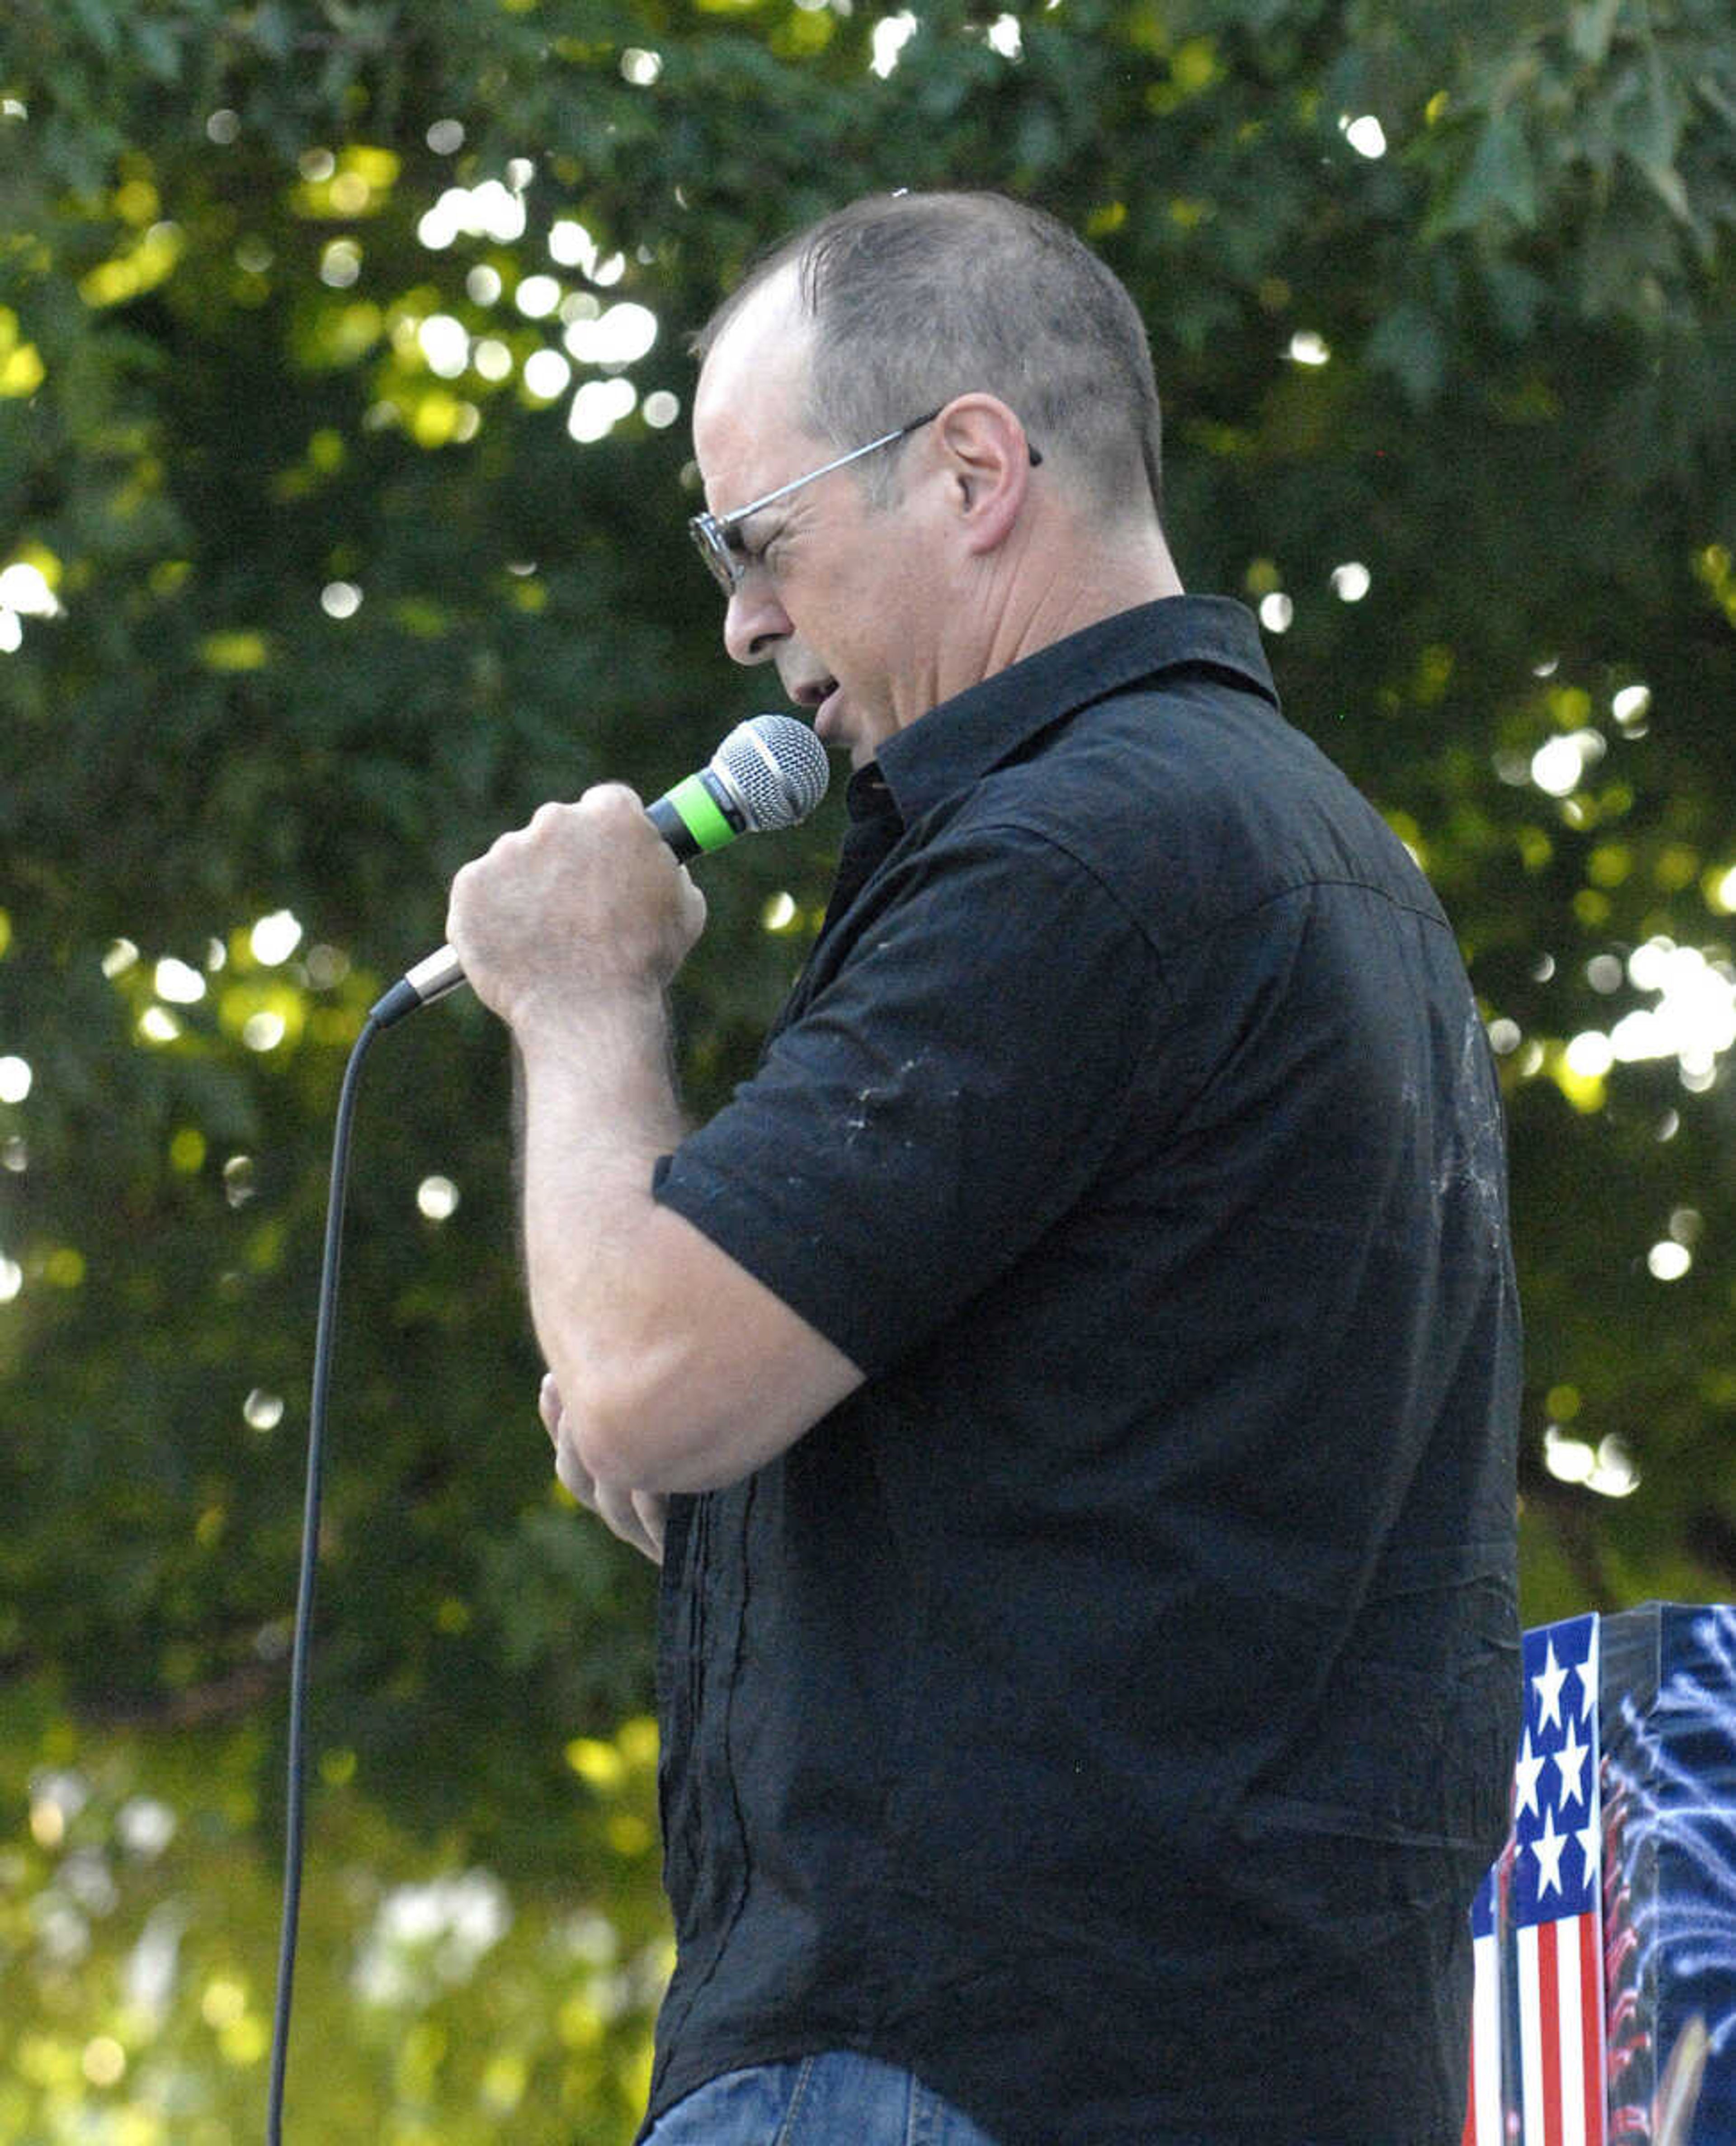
[652,818,1165,1376]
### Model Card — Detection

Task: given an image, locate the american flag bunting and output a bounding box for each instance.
[1467,1612,1607,2144]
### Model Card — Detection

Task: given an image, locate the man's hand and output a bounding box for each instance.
[539,1370,667,1566]
[446,784,707,1034]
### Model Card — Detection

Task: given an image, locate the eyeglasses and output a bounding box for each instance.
[688,408,943,598]
[687,407,1045,599]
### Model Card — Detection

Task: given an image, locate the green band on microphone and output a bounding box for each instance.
[664,771,738,853]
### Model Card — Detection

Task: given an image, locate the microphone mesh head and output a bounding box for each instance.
[713,714,831,833]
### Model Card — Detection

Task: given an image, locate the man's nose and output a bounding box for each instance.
[722,576,792,666]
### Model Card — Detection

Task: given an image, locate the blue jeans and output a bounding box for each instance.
[642,2051,1004,2145]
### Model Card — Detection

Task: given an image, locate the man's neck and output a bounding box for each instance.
[973,520,1185,694]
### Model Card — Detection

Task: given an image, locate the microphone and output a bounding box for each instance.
[369,713,830,1027]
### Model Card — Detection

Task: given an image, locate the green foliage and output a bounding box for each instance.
[0,1696,667,2141]
[0,0,1734,2133]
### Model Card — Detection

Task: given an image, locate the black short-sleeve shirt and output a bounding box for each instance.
[644,596,1521,2146]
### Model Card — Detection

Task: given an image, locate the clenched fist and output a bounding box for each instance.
[446,784,707,1034]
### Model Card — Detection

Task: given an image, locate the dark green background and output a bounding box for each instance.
[1,0,1733,2133]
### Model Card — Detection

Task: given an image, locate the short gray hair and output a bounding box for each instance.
[693,191,1164,523]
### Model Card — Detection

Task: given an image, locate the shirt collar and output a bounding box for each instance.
[870,594,1277,827]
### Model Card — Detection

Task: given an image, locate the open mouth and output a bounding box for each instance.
[791,675,843,741]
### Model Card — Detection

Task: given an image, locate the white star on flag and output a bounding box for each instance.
[1530,1802,1570,1898]
[1555,1716,1588,1809]
[1576,1812,1599,1891]
[1513,1728,1546,1819]
[1533,1636,1570,1732]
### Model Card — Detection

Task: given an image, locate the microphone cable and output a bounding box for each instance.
[264,1007,384,2145]
[259,714,831,2136]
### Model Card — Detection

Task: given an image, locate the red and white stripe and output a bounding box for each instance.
[1516,1902,1604,2144]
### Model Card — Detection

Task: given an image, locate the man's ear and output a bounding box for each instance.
[934,394,1035,556]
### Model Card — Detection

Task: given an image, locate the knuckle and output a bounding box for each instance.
[579,782,641,820]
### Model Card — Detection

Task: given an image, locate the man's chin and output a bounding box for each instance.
[814,687,868,763]
[822,698,898,768]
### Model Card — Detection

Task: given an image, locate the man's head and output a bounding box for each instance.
[694,191,1166,525]
[689,191,1179,766]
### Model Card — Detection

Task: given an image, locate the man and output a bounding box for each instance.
[445,192,1521,2146]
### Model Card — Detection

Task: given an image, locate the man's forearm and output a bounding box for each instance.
[513,978,864,1494]
[511,989,685,1278]
[514,983,690,1446]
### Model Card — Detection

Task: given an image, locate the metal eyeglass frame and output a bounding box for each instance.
[687,406,1043,597]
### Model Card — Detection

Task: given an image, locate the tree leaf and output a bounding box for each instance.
[67,0,121,59]
[131,19,184,85]
[1438,104,1540,234]
[1364,300,1448,405]
[1568,0,1622,67]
